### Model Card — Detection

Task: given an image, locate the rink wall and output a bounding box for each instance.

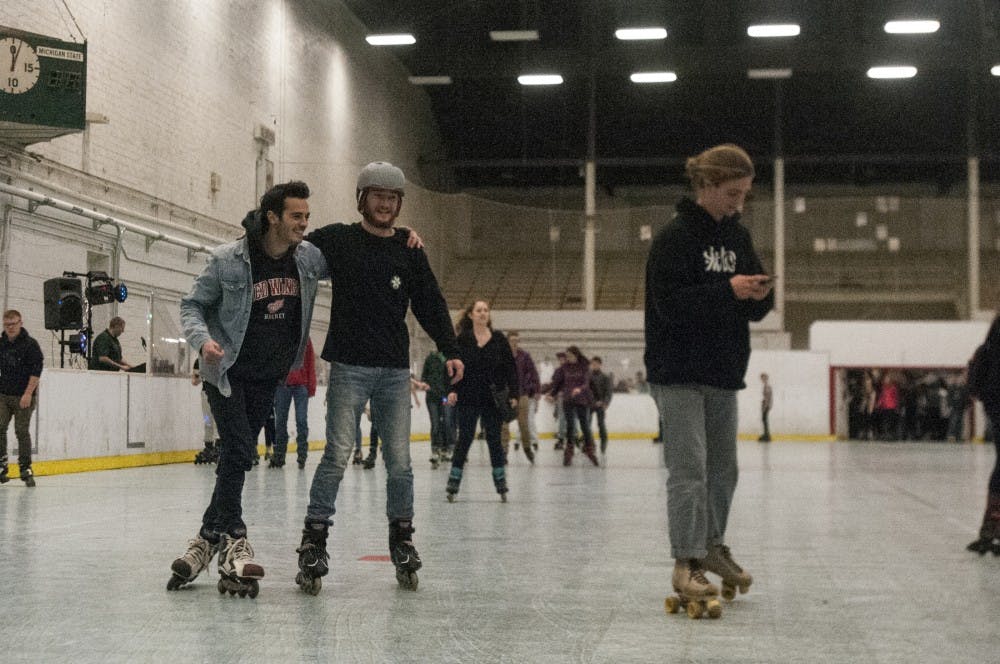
[10,320,989,477]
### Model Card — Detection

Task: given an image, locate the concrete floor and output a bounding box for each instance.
[1,438,997,663]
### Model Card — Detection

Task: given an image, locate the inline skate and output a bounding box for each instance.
[216,534,264,598]
[167,535,217,590]
[389,520,421,590]
[296,522,330,595]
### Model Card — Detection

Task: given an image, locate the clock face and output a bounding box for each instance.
[1,37,41,94]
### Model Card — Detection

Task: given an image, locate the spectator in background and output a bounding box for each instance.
[946,370,970,442]
[90,316,131,371]
[548,345,599,467]
[875,372,901,440]
[422,349,453,468]
[589,356,613,455]
[0,310,43,487]
[507,330,539,464]
[271,337,317,469]
[758,373,772,443]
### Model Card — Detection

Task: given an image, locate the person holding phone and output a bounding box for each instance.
[644,143,774,614]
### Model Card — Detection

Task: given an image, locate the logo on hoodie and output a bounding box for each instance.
[703,246,737,273]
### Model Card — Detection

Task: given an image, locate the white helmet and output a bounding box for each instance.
[356,161,405,206]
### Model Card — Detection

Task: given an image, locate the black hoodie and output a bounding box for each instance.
[644,197,773,390]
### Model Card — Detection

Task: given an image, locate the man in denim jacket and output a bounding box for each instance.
[168,181,328,596]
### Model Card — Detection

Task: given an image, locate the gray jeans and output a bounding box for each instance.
[650,383,739,560]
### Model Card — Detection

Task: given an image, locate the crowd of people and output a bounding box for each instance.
[846,368,971,442]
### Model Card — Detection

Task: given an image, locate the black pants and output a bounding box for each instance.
[201,379,278,541]
[452,403,504,469]
[590,407,608,451]
[987,406,1000,495]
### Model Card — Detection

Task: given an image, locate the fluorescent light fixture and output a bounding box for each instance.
[365,34,416,46]
[884,19,939,34]
[747,24,800,38]
[630,71,677,83]
[489,30,539,42]
[867,65,917,79]
[408,76,452,85]
[615,27,667,40]
[747,68,793,79]
[518,74,563,85]
[991,64,1000,76]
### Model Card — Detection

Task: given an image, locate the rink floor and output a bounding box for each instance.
[1,437,998,664]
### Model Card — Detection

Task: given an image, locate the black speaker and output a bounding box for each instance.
[43,278,83,330]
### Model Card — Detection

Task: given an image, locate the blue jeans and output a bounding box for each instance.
[651,383,738,560]
[274,384,310,463]
[427,397,454,453]
[306,363,413,525]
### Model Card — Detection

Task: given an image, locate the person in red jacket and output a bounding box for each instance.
[271,338,317,469]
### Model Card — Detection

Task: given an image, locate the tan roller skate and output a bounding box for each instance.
[702,543,753,601]
[664,559,722,619]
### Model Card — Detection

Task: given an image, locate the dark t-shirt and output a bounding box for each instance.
[89,329,122,371]
[305,223,458,368]
[227,240,302,382]
[0,329,43,396]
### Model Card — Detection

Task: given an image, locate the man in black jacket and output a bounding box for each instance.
[0,310,43,487]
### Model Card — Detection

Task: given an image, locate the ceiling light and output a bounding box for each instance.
[867,65,917,79]
[991,65,1000,76]
[630,71,677,83]
[365,34,416,46]
[489,30,539,42]
[408,76,452,85]
[884,20,939,34]
[747,24,801,38]
[518,74,563,86]
[747,68,793,79]
[615,27,667,41]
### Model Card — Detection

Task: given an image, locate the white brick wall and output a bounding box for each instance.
[6,0,443,222]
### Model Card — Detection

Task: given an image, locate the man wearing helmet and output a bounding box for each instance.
[295,161,463,593]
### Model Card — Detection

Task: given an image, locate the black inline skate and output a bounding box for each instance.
[967,494,1000,556]
[0,456,8,484]
[389,520,421,590]
[352,448,363,465]
[193,440,220,465]
[296,522,330,595]
[446,467,462,502]
[20,465,35,487]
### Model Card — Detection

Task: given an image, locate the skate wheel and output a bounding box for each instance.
[721,584,736,601]
[217,579,226,594]
[664,596,680,614]
[706,599,722,619]
[687,601,703,619]
[238,588,248,598]
[167,575,184,591]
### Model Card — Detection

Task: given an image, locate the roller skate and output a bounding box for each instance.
[966,494,1000,556]
[446,467,462,502]
[363,450,377,470]
[0,456,8,484]
[524,442,535,465]
[429,450,440,469]
[389,520,421,590]
[295,522,330,595]
[167,535,218,590]
[664,559,722,620]
[20,466,35,487]
[492,467,508,503]
[267,453,284,469]
[554,437,564,450]
[352,448,363,465]
[193,440,219,465]
[584,443,599,467]
[297,458,307,470]
[264,445,273,462]
[702,544,753,600]
[216,534,263,598]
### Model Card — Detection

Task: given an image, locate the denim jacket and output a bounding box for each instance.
[180,237,328,397]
